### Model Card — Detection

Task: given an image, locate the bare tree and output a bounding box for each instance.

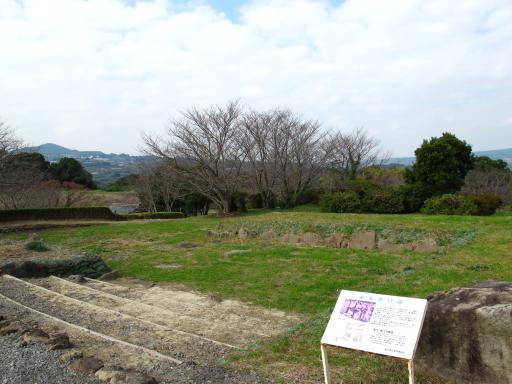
[329,128,385,180]
[136,162,159,212]
[238,110,278,208]
[240,109,333,208]
[0,121,22,168]
[144,101,246,213]
[462,168,512,204]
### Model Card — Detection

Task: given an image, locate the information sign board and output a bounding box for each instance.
[320,290,428,384]
[322,290,427,359]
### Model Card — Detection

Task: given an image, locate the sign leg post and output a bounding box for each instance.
[320,344,332,384]
[408,360,415,384]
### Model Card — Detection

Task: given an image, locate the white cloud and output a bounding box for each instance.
[0,0,511,155]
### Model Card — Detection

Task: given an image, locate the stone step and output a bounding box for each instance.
[43,276,262,346]
[82,277,300,336]
[0,275,233,364]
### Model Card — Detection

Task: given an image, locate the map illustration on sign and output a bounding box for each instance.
[321,290,427,360]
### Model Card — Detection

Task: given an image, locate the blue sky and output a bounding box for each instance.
[1,0,511,155]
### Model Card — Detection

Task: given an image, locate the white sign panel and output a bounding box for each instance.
[321,290,427,360]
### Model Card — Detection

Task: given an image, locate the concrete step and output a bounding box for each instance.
[0,275,232,364]
[82,277,300,336]
[43,275,261,346]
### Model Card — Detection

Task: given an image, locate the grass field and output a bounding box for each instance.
[11,208,512,383]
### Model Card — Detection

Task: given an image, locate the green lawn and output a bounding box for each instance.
[15,209,512,383]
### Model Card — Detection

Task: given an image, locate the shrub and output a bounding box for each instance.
[319,191,362,213]
[25,240,50,252]
[421,194,477,215]
[466,193,502,216]
[125,212,184,220]
[399,183,430,213]
[360,187,405,213]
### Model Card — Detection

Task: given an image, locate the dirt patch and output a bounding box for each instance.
[0,240,75,264]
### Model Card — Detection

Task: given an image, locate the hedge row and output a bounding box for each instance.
[0,207,184,222]
[125,212,184,220]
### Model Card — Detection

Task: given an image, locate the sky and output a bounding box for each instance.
[0,0,511,156]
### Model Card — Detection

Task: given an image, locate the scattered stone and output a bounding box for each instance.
[348,231,377,250]
[68,275,86,283]
[0,323,18,336]
[175,242,197,249]
[401,267,416,275]
[59,348,83,363]
[279,233,302,244]
[46,332,72,350]
[225,250,250,255]
[416,282,512,384]
[95,366,125,382]
[121,369,158,384]
[260,230,277,240]
[22,328,49,344]
[412,238,437,252]
[155,264,181,269]
[326,232,348,248]
[99,270,121,281]
[301,232,323,246]
[69,357,104,375]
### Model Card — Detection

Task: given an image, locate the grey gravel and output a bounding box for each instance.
[0,333,102,384]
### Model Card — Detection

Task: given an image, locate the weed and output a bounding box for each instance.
[25,240,50,252]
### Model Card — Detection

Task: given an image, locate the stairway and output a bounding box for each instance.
[0,274,300,380]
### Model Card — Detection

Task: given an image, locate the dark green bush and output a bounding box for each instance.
[360,187,405,213]
[0,207,122,222]
[125,212,184,220]
[25,240,50,252]
[319,191,362,213]
[400,183,430,213]
[421,194,477,215]
[466,193,502,216]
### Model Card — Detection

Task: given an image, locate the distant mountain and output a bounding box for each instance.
[23,143,152,187]
[386,147,512,167]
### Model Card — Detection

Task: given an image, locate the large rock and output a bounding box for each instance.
[0,254,110,278]
[59,348,83,363]
[22,328,49,343]
[46,332,72,350]
[279,233,302,244]
[348,231,376,250]
[260,230,277,240]
[326,233,348,248]
[301,232,323,246]
[412,238,437,252]
[96,367,158,384]
[0,321,18,336]
[238,228,256,240]
[70,357,104,375]
[416,282,512,384]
